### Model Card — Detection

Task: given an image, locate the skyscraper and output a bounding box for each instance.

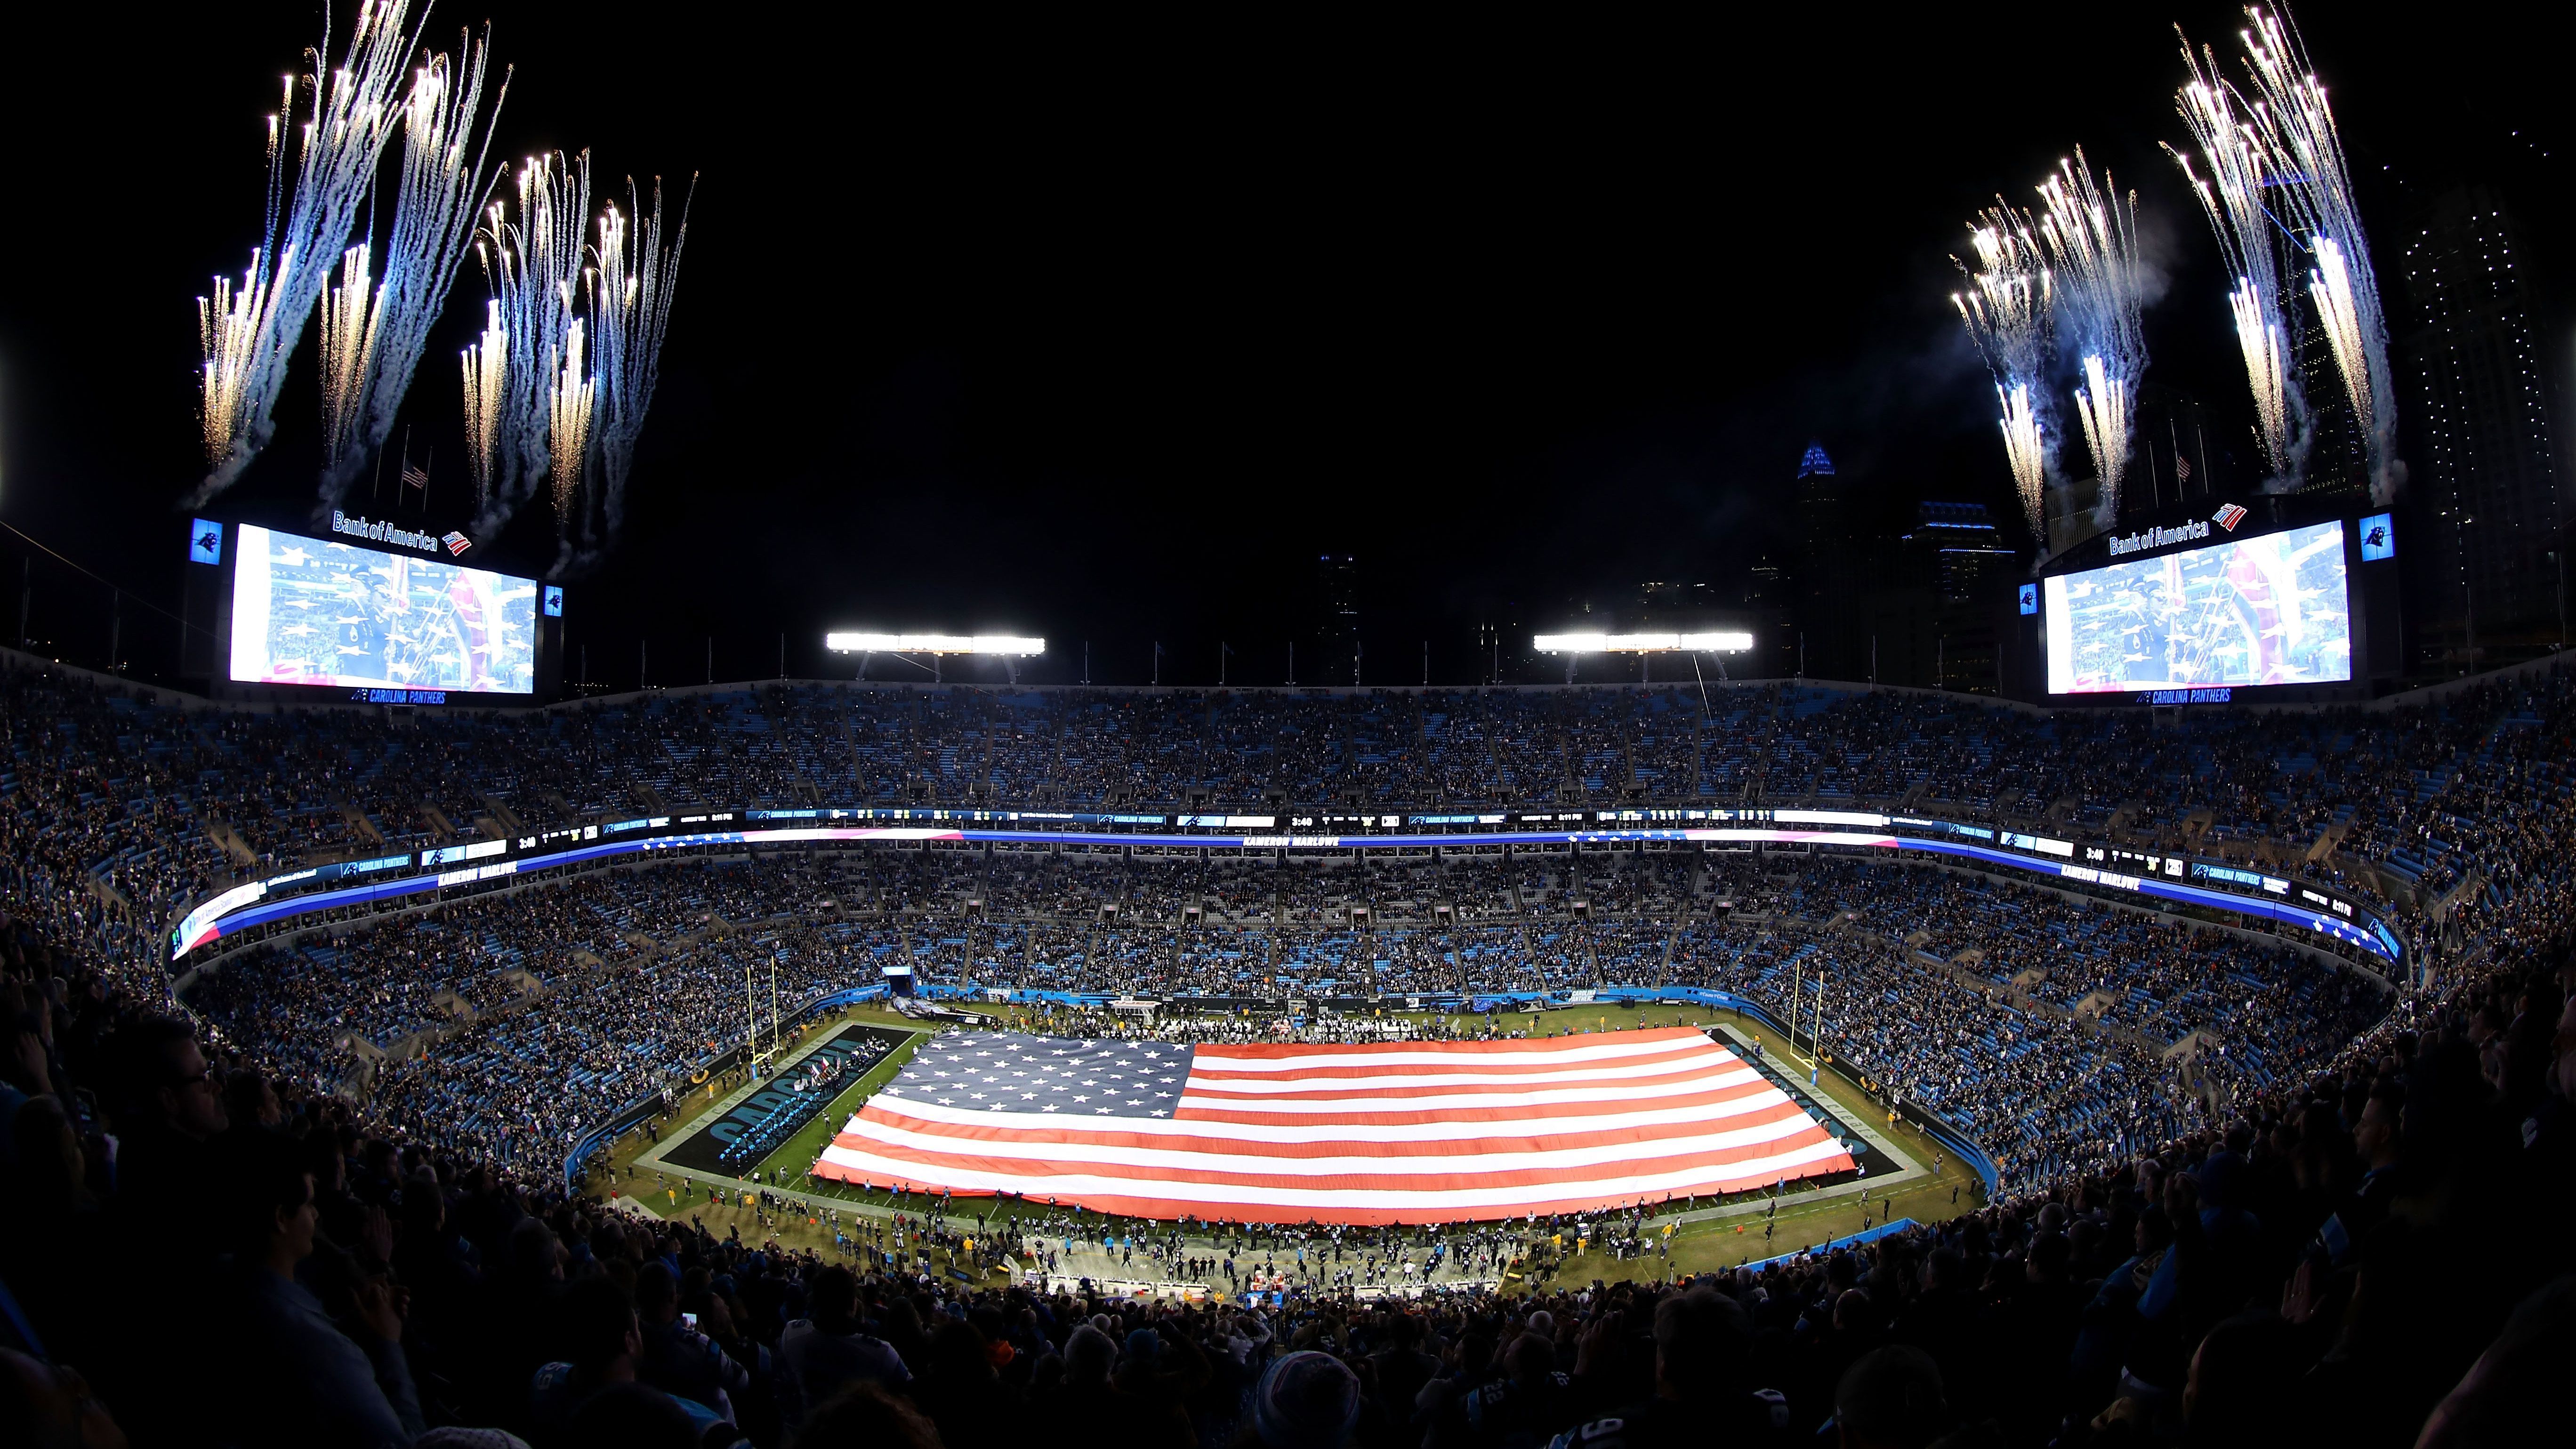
[1315,554,1361,683]
[1743,552,1797,678]
[2401,188,2567,646]
[1793,441,1859,676]
[2293,289,2372,507]
[1794,441,1840,561]
[1908,501,2015,605]
[1896,501,2013,692]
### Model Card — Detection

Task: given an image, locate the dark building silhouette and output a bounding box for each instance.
[1911,501,2015,605]
[1315,554,1361,684]
[1793,440,1864,677]
[2293,287,2373,508]
[1743,552,1797,678]
[2131,384,2227,514]
[1795,440,1841,555]
[2401,188,2568,655]
[1856,501,2013,693]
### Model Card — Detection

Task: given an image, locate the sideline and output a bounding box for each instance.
[623,1018,928,1222]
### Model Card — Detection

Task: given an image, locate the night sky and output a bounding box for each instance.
[0,6,2563,688]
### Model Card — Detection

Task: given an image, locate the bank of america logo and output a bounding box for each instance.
[441,531,473,556]
[2211,503,2247,532]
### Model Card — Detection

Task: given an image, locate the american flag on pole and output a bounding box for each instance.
[813,1026,1853,1224]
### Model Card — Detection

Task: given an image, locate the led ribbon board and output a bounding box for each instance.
[175,820,2397,965]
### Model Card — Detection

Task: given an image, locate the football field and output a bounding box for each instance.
[594,1001,1985,1287]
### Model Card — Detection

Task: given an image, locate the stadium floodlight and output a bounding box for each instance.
[1532,632,1753,653]
[825,633,1046,655]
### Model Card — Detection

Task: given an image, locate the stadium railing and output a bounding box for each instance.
[1742,1216,1924,1272]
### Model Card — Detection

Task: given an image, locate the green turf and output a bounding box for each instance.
[738,1022,932,1184]
[614,999,1987,1275]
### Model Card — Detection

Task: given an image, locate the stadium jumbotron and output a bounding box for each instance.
[4,4,2569,1446]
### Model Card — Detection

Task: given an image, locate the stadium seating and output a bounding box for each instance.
[3,654,2573,1446]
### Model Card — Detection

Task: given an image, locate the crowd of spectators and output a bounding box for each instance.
[4,899,2572,1448]
[155,836,2395,1196]
[9,655,2576,1441]
[8,661,2559,911]
[8,656,2571,1196]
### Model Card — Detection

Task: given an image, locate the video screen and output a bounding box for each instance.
[229,524,539,693]
[2044,519,2351,694]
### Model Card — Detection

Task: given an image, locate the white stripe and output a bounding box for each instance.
[1182,1054,1742,1095]
[859,1088,1809,1143]
[1191,1036,1723,1073]
[814,1136,1852,1212]
[829,1114,1829,1179]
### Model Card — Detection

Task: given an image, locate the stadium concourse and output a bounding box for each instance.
[2,651,2573,1445]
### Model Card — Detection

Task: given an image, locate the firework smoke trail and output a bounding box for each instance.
[188,0,428,507]
[2071,357,2127,516]
[1952,208,2053,544]
[315,29,511,517]
[1996,383,2047,542]
[198,84,298,472]
[467,151,592,537]
[2306,234,2373,474]
[2234,6,2400,503]
[198,257,277,469]
[460,299,506,509]
[548,318,596,528]
[317,245,377,473]
[2168,29,2304,488]
[2037,150,2148,523]
[559,175,693,577]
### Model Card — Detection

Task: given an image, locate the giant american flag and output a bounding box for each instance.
[813,1026,1853,1224]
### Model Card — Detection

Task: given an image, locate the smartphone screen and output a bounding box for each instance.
[682,1312,699,1330]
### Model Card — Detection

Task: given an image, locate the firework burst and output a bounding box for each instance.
[460,298,507,506]
[466,151,592,537]
[2233,6,2399,502]
[2037,149,2147,522]
[316,243,377,483]
[314,28,510,516]
[2167,35,2305,488]
[557,176,692,576]
[188,0,426,507]
[1953,207,2053,543]
[548,317,596,526]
